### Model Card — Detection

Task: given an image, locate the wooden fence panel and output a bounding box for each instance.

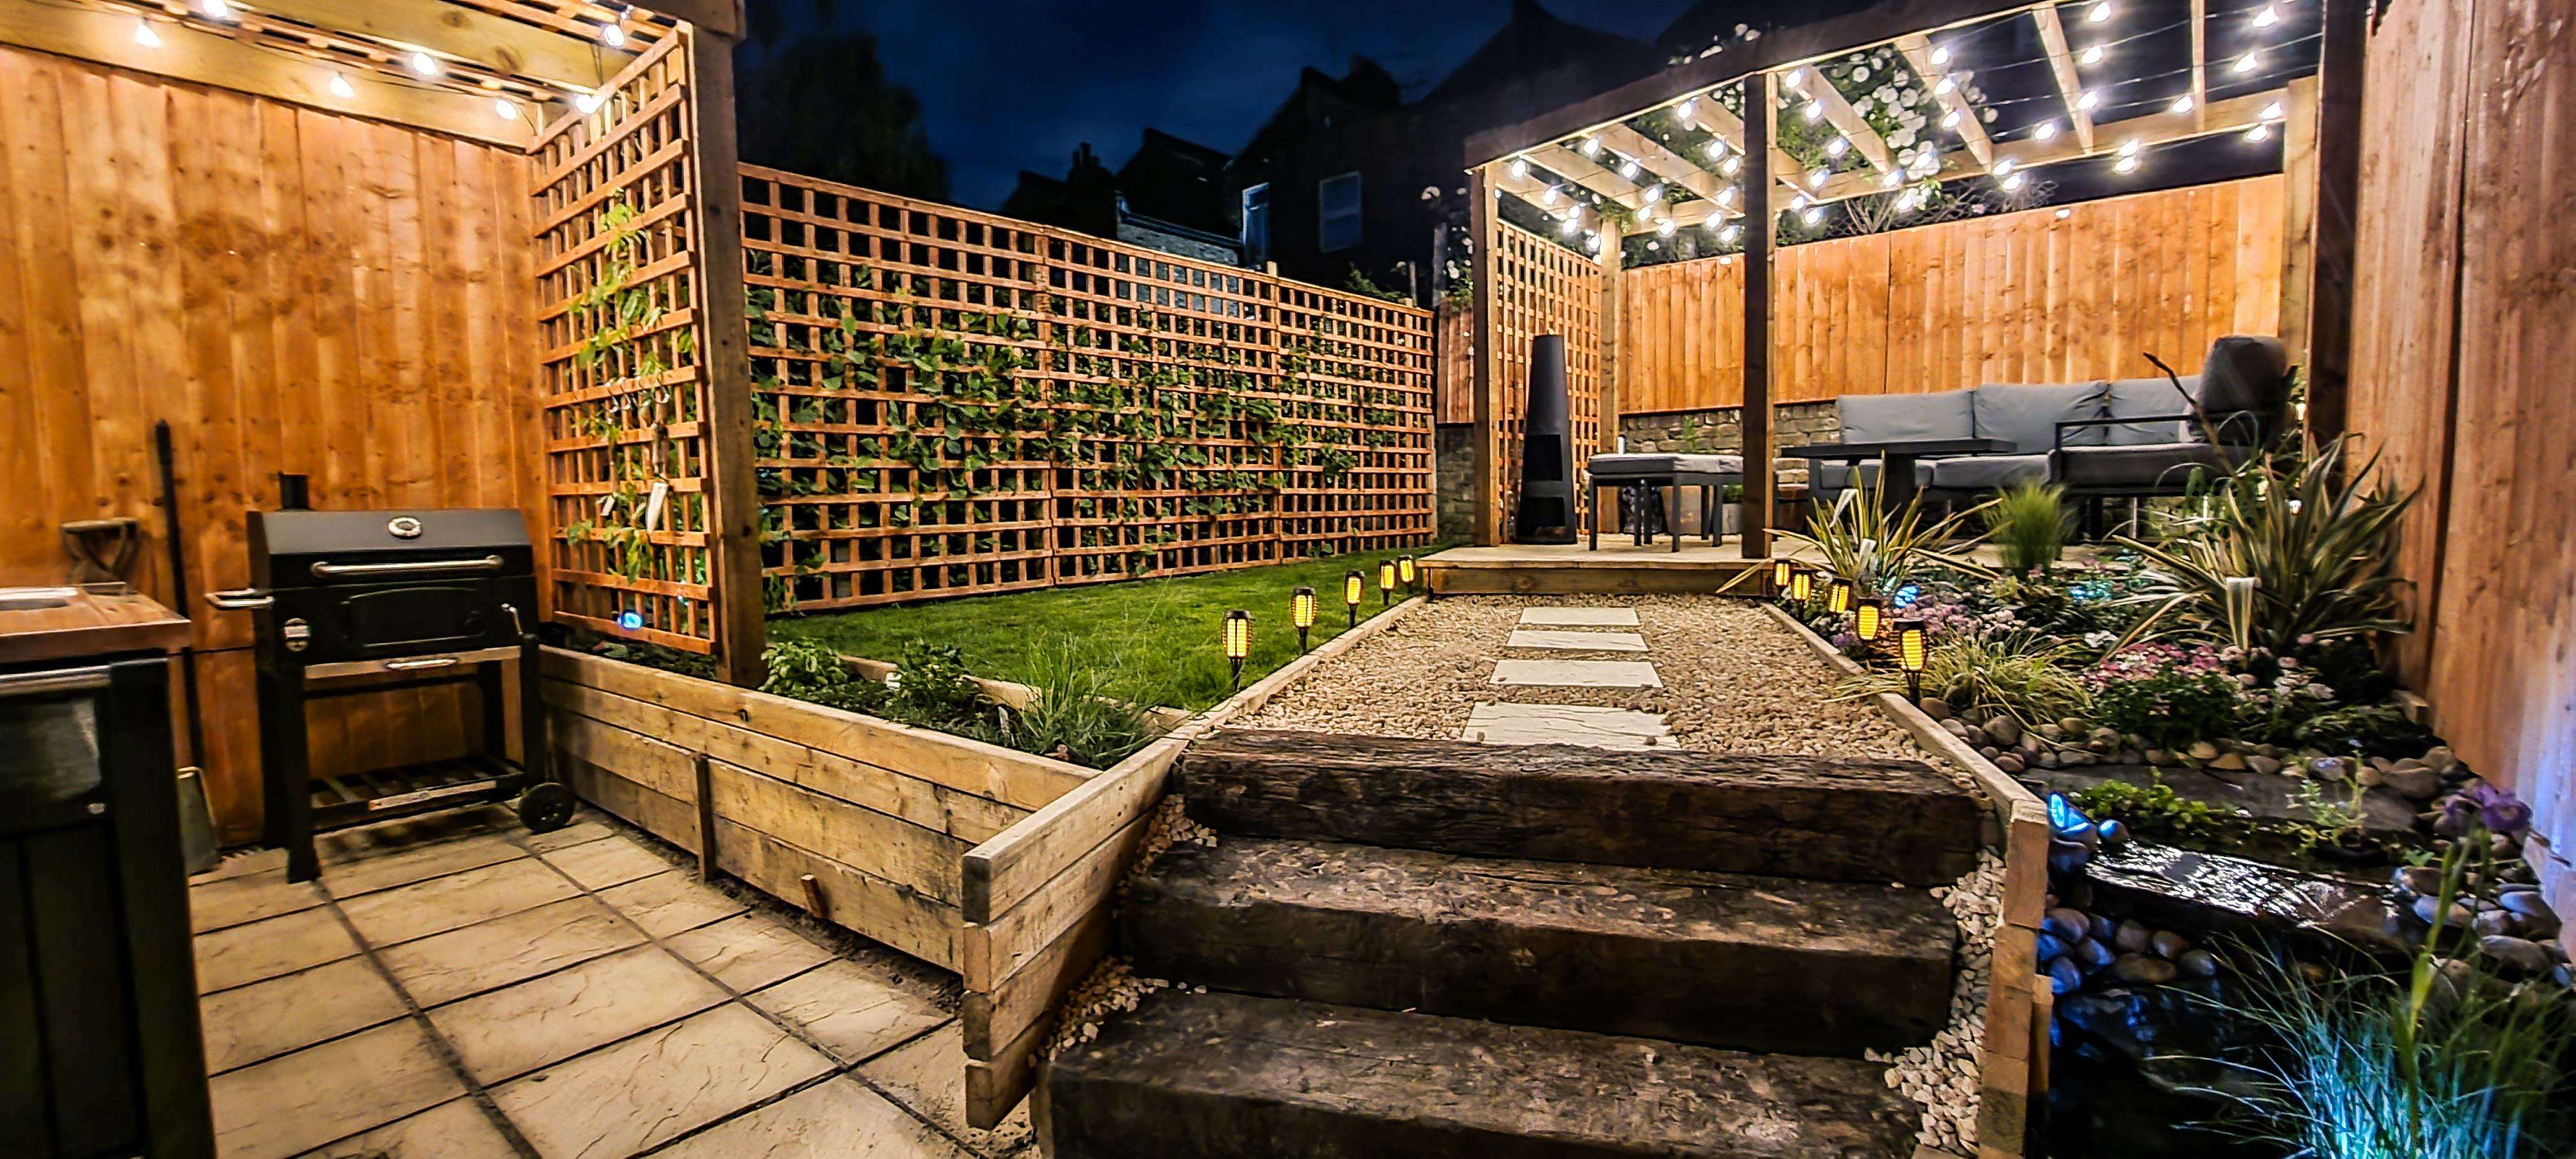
[529,35,719,652]
[1435,301,1472,424]
[737,167,1434,612]
[1488,220,1602,520]
[1588,178,2287,415]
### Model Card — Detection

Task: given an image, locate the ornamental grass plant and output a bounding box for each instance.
[1981,480,2071,573]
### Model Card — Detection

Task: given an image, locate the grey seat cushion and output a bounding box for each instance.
[1837,389,1975,444]
[2101,376,2198,446]
[1815,459,1935,493]
[2059,442,2253,489]
[1929,453,2055,491]
[1587,453,1744,478]
[1971,381,2108,454]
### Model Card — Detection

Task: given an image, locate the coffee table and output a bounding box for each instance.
[1779,437,2016,511]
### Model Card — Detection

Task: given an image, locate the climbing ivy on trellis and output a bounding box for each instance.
[561,195,697,586]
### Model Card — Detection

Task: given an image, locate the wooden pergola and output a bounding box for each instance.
[1459,0,2366,551]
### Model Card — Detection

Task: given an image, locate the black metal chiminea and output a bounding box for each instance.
[1511,334,1576,543]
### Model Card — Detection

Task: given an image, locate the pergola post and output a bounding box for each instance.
[684,24,768,687]
[1470,164,1502,546]
[2304,0,2369,444]
[1597,229,1622,461]
[1739,71,1776,560]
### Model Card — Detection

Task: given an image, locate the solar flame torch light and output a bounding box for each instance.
[1894,617,1928,702]
[1291,586,1317,652]
[1343,569,1365,627]
[1224,609,1252,690]
[1378,560,1397,607]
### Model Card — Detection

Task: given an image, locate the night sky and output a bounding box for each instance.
[782,1,1695,209]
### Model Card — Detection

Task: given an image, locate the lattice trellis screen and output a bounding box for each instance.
[530,35,716,650]
[1490,220,1603,526]
[739,167,1434,612]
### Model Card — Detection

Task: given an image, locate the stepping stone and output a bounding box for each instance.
[1517,607,1638,627]
[1504,629,1647,652]
[1461,703,1670,749]
[1490,659,1662,688]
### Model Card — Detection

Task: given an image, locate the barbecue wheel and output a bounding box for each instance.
[515,782,574,833]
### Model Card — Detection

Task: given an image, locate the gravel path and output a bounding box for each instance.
[1238,594,1927,762]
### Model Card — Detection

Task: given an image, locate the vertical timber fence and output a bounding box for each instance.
[738,167,1436,614]
[532,34,723,652]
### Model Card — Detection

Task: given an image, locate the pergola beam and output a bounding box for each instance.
[2032,5,2098,151]
[1781,69,1896,173]
[1799,86,2284,207]
[1893,33,1994,167]
[217,0,635,91]
[1530,144,1649,209]
[1674,95,1826,206]
[1593,124,1727,203]
[2188,0,2209,130]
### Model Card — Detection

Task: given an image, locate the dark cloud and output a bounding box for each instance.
[799,1,1692,207]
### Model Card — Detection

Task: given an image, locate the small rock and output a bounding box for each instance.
[2143,748,2173,766]
[1964,726,1990,747]
[2371,755,2398,774]
[2187,740,2219,761]
[2541,939,2569,965]
[2392,757,2429,773]
[2112,954,2178,985]
[2210,752,2249,771]
[2048,956,2085,994]
[1920,697,1954,721]
[1942,718,1971,738]
[2112,921,2154,954]
[2063,751,2097,766]
[2423,744,2456,771]
[2073,937,2117,971]
[2118,748,2144,766]
[2037,751,2060,769]
[2248,755,2283,776]
[2358,766,2387,787]
[2087,738,2115,755]
[2311,757,2347,780]
[2018,733,2043,755]
[1978,745,2001,760]
[2256,744,2282,760]
[2096,818,2131,846]
[2394,866,2443,895]
[2175,949,2219,978]
[1985,715,2023,746]
[2150,930,2192,959]
[2044,907,2089,942]
[2036,932,2069,963]
[2499,892,2561,938]
[2473,909,2519,938]
[2089,914,2117,943]
[2384,766,2441,799]
[2058,717,2087,735]
[2040,723,2065,741]
[2414,894,2473,927]
[1994,754,2025,774]
[2479,936,2555,977]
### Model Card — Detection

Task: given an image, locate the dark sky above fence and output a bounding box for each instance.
[793,1,1692,209]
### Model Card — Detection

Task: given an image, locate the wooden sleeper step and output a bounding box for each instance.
[1041,989,1924,1158]
[1121,836,1956,1057]
[1177,729,1982,885]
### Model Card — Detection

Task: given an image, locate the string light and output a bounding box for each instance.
[2171,95,2195,114]
[1803,206,1825,226]
[2035,119,2060,140]
[2088,2,2114,22]
[2078,90,2102,110]
[2115,154,2141,173]
[1930,44,1952,66]
[1706,138,1728,159]
[1678,98,1698,119]
[1618,159,1641,180]
[1541,185,1560,205]
[200,0,232,19]
[1994,158,2018,176]
[1510,158,1529,179]
[1717,185,1738,205]
[1720,224,1743,242]
[1826,136,1850,157]
[2245,122,2271,142]
[2234,52,2261,73]
[1935,76,1957,96]
[1942,109,1962,129]
[602,21,627,48]
[1643,183,1664,203]
[2253,5,2279,26]
[1561,214,1580,236]
[2080,44,2105,65]
[133,19,161,47]
[1721,155,1742,176]
[2056,207,2074,218]
[1786,68,1806,88]
[1657,218,1676,237]
[2117,138,2141,156]
[1581,137,1602,156]
[2261,101,2284,120]
[577,91,603,113]
[1880,169,1902,188]
[1792,193,1810,210]
[2003,172,2027,191]
[493,97,519,120]
[409,52,439,77]
[1586,232,1602,252]
[1808,167,1830,188]
[329,73,355,99]
[1804,100,1825,121]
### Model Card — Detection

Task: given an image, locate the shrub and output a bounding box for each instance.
[1776,471,1991,592]
[1982,480,2070,572]
[2086,644,2252,751]
[996,637,1168,769]
[1834,630,2088,728]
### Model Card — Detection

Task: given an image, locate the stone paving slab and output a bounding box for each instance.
[666,913,838,993]
[299,1098,516,1159]
[209,1018,464,1159]
[431,944,727,1084]
[1460,702,1673,750]
[1488,659,1663,688]
[194,906,359,995]
[860,1022,1035,1154]
[1504,629,1649,652]
[601,870,750,937]
[1516,607,1640,627]
[748,960,949,1064]
[654,1077,976,1159]
[492,1004,834,1159]
[321,833,527,900]
[523,820,616,853]
[538,833,672,891]
[376,895,647,1008]
[190,867,326,934]
[200,955,407,1075]
[338,858,580,948]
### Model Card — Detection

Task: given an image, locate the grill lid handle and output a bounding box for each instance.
[205,588,274,610]
[308,554,505,580]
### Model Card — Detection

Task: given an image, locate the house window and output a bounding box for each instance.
[1318,173,1361,252]
[1240,184,1271,265]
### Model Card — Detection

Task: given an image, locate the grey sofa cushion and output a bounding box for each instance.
[1929,453,2055,491]
[2102,375,2198,446]
[1971,382,2108,454]
[2060,442,2253,489]
[1815,459,1936,494]
[1838,390,1976,444]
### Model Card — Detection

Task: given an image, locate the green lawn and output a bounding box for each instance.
[769,548,1452,710]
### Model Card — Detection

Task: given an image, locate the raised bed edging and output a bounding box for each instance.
[1761,603,2047,1159]
[958,596,1430,1127]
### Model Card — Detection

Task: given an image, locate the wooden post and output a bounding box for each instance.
[2276,75,2322,378]
[683,26,768,687]
[1469,165,1502,546]
[692,751,717,883]
[2303,0,2367,444]
[1739,71,1777,559]
[1596,234,1622,458]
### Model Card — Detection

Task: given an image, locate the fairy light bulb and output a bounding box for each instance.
[1808,167,1830,188]
[1619,159,1642,180]
[2117,138,2141,157]
[2262,102,2284,120]
[1678,98,1698,118]
[2078,90,2101,111]
[1804,100,1825,121]
[1657,218,1676,237]
[1510,158,1529,179]
[200,0,232,19]
[1994,158,2018,176]
[1930,45,1952,66]
[1718,185,1738,205]
[1935,76,1957,96]
[409,52,439,77]
[2253,5,2279,26]
[2080,45,2105,65]
[1786,68,1806,88]
[2035,120,2060,141]
[1541,185,1560,205]
[602,21,626,47]
[133,19,161,47]
[1581,137,1602,156]
[1826,137,1850,157]
[329,73,355,99]
[1722,156,1742,176]
[1942,109,1962,129]
[2003,173,2027,191]
[1643,184,1664,203]
[2115,155,2140,173]
[2088,2,2113,22]
[1803,206,1824,226]
[577,91,602,113]
[1880,169,1902,188]
[1792,193,1810,210]
[1707,137,1728,159]
[1719,224,1743,243]
[2171,95,2195,114]
[2245,123,2271,142]
[494,97,519,120]
[2235,52,2262,73]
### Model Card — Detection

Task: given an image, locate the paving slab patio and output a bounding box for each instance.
[192,807,1018,1159]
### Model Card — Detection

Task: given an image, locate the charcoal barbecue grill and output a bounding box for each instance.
[206,508,564,881]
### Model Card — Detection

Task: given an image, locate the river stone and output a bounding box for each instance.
[2057,717,2087,736]
[2175,949,2219,978]
[1995,754,2025,774]
[2542,939,2569,965]
[2112,954,2178,985]
[2479,936,2555,977]
[2394,866,2443,896]
[2358,766,2386,786]
[1985,716,2023,746]
[2497,890,2557,921]
[2038,751,2060,769]
[1964,726,1989,748]
[1920,697,1953,721]
[2048,956,2084,994]
[2311,757,2347,780]
[1941,718,1971,738]
[2044,907,2090,942]
[2473,909,2519,938]
[2143,749,2173,766]
[2036,932,2069,963]
[2186,741,2219,762]
[2112,921,2154,954]
[2209,752,2248,771]
[2423,745,2456,771]
[2247,755,2282,777]
[2040,724,2064,741]
[2384,766,2440,799]
[2090,914,2117,942]
[2073,937,2116,971]
[2414,894,2472,927]
[2150,930,2192,959]
[2118,749,2143,766]
[2063,751,2097,767]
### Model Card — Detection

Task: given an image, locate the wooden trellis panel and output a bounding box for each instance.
[737,167,1434,612]
[530,35,718,650]
[1488,220,1604,522]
